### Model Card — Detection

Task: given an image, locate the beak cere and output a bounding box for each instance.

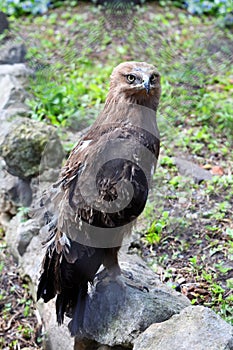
[143,80,150,94]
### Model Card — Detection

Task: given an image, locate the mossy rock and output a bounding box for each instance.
[0,118,65,179]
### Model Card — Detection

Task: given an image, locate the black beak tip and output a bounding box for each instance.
[144,82,150,94]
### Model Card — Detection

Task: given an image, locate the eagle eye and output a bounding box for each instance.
[150,73,158,83]
[126,74,136,84]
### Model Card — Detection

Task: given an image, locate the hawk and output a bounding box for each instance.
[37,61,161,336]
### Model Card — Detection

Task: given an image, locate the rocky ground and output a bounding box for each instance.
[0,1,233,349]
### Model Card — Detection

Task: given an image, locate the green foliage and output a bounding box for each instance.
[1,0,51,16]
[0,261,4,274]
[1,0,233,17]
[145,211,169,244]
[20,299,32,317]
[159,0,233,16]
[184,0,233,16]
[0,0,79,16]
[160,156,176,168]
[17,324,33,339]
[27,61,111,127]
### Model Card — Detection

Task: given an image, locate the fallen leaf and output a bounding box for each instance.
[210,166,224,176]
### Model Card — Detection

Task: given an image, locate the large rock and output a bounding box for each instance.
[0,63,33,82]
[0,117,64,179]
[0,74,29,110]
[38,300,74,350]
[0,11,9,34]
[174,157,212,183]
[0,160,32,230]
[72,253,190,348]
[133,305,233,350]
[0,63,33,120]
[0,43,26,64]
[0,63,34,89]
[0,110,11,143]
[5,215,40,262]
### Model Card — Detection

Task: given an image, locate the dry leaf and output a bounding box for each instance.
[211,166,224,176]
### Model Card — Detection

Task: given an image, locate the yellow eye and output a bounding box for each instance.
[150,74,158,83]
[126,74,136,83]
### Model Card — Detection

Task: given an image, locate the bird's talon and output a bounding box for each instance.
[122,270,134,280]
[125,281,149,292]
[96,269,108,281]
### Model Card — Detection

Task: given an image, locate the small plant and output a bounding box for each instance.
[18,206,30,221]
[183,0,233,16]
[9,339,19,348]
[160,0,233,16]
[0,261,4,274]
[17,325,33,339]
[160,156,176,168]
[3,302,12,319]
[1,0,51,16]
[145,211,169,245]
[27,61,110,127]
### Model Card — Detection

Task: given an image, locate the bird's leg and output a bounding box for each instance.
[97,249,148,291]
[96,247,121,283]
[103,247,121,279]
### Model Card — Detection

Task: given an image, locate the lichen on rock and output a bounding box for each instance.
[0,117,65,179]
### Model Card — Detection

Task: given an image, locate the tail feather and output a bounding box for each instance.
[56,293,69,325]
[68,284,88,336]
[38,241,104,336]
[37,249,60,302]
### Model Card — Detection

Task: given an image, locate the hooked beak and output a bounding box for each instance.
[143,80,150,94]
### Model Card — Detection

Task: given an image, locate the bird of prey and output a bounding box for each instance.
[37,61,161,336]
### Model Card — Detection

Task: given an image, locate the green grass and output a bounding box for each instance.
[3,0,233,328]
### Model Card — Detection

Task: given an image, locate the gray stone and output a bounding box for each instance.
[0,159,18,229]
[38,300,74,350]
[224,11,233,28]
[0,118,65,179]
[5,215,40,261]
[133,306,233,350]
[0,43,26,64]
[0,11,9,34]
[0,74,28,110]
[7,178,32,207]
[0,113,30,147]
[0,157,32,231]
[74,340,123,350]
[0,110,11,143]
[0,63,33,80]
[0,212,11,229]
[0,174,32,229]
[5,215,22,260]
[19,234,45,297]
[74,253,190,348]
[17,218,40,256]
[174,157,212,183]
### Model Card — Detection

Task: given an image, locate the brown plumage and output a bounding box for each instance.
[37,61,161,336]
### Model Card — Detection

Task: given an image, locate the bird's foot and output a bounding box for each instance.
[96,268,109,281]
[96,266,125,289]
[121,269,149,292]
[96,268,148,291]
[96,264,121,281]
